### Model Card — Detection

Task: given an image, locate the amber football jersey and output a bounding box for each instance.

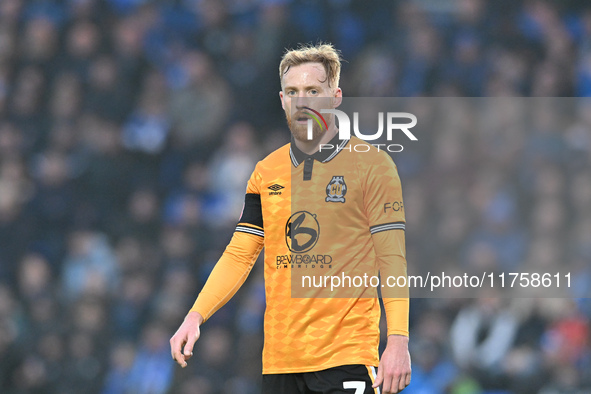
[191,135,408,374]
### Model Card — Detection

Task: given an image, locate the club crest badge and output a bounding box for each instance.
[325,176,347,203]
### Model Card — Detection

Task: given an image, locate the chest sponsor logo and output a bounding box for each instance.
[285,211,319,253]
[267,183,284,195]
[277,211,332,269]
[325,176,347,203]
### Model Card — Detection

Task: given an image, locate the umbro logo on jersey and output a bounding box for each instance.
[268,184,284,195]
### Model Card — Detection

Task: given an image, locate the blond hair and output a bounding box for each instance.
[279,43,342,89]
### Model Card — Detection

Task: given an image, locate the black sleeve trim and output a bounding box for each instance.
[370,221,405,234]
[238,193,264,229]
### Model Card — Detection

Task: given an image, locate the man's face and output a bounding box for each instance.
[280,62,341,142]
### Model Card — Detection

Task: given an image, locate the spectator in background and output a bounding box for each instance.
[60,20,101,80]
[451,297,520,390]
[168,50,231,153]
[126,322,174,394]
[113,187,161,242]
[86,55,134,122]
[19,16,60,74]
[206,121,259,226]
[10,65,46,144]
[122,73,171,155]
[63,330,104,393]
[61,230,119,301]
[102,341,136,394]
[49,72,83,123]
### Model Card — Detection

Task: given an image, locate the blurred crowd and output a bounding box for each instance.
[0,0,590,393]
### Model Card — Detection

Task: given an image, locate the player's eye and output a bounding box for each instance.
[286,90,296,96]
[309,89,318,95]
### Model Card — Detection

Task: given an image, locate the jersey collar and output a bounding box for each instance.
[289,133,350,167]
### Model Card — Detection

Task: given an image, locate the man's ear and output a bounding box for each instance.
[279,91,285,110]
[333,88,343,108]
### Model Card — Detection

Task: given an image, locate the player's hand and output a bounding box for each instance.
[170,311,204,368]
[373,335,411,393]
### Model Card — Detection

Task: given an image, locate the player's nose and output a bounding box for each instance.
[293,94,311,107]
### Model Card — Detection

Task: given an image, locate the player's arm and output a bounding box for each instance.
[362,151,411,393]
[189,200,264,322]
[372,230,411,394]
[170,170,264,368]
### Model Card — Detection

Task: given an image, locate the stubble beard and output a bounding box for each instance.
[286,112,324,142]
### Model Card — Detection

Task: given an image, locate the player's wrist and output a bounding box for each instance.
[186,311,204,326]
[386,334,409,345]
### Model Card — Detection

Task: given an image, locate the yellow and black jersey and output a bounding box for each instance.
[191,134,408,374]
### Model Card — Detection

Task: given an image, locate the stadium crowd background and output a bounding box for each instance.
[0,0,590,393]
